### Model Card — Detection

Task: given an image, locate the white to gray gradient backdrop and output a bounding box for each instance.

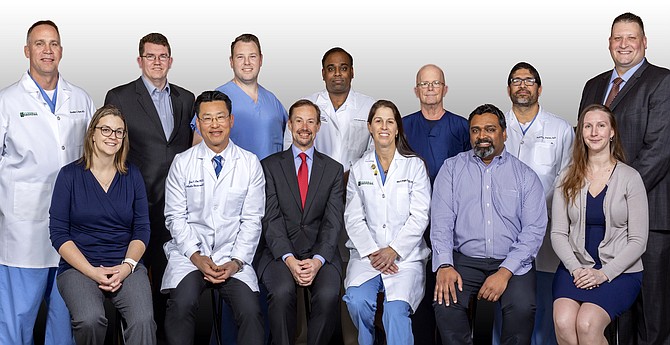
[3,1,669,126]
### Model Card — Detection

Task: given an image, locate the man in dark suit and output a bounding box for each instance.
[254,99,344,345]
[579,12,670,345]
[104,32,195,344]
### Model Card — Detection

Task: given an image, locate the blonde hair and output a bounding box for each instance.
[78,105,129,174]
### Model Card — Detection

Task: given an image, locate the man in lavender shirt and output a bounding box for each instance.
[430,104,547,345]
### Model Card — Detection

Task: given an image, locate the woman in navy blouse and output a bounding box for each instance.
[50,105,156,345]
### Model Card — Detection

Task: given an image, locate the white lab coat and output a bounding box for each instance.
[344,150,431,311]
[504,107,574,272]
[0,71,95,268]
[161,140,265,292]
[283,89,375,171]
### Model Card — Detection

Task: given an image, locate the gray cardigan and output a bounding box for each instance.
[551,162,648,281]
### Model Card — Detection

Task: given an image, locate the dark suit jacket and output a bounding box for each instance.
[579,60,670,230]
[254,147,345,277]
[104,77,195,243]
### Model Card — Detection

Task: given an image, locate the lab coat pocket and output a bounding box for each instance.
[14,182,51,221]
[533,143,555,166]
[224,189,247,217]
[395,186,410,218]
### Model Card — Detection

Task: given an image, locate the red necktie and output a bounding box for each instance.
[298,152,308,208]
[604,77,623,108]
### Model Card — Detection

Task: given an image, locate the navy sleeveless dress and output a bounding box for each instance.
[553,186,642,320]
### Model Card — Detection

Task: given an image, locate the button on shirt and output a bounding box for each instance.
[141,76,174,140]
[430,150,547,275]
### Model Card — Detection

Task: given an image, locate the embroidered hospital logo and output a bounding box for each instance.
[19,111,38,117]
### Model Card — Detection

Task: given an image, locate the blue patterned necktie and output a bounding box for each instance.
[213,155,223,177]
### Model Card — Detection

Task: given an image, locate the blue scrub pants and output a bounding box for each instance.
[0,265,74,345]
[344,275,413,345]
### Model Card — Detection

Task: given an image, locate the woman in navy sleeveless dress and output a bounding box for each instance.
[550,104,648,345]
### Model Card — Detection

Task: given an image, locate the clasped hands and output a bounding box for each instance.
[572,267,608,290]
[369,247,398,275]
[87,264,131,293]
[285,256,323,286]
[191,253,239,284]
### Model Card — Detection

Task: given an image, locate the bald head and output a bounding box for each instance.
[414,64,448,109]
[415,64,445,84]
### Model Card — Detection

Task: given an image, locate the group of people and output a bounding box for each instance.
[0,11,668,345]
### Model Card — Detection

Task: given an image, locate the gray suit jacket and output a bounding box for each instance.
[579,60,670,231]
[254,147,345,277]
[104,77,195,243]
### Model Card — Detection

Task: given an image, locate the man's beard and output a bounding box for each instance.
[474,138,495,159]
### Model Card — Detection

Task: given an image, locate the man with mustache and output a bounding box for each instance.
[491,62,574,345]
[255,99,344,345]
[431,104,547,344]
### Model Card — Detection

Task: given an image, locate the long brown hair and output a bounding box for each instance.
[561,104,625,204]
[367,100,419,159]
[78,105,129,174]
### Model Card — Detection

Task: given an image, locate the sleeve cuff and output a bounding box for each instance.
[313,254,326,265]
[282,253,294,262]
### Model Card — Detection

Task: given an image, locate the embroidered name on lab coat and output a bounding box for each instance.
[186,179,204,188]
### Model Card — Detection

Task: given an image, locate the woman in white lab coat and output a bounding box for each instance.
[343,100,431,345]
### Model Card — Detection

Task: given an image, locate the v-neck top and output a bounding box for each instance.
[49,161,151,273]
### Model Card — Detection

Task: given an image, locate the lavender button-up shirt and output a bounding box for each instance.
[430,149,547,275]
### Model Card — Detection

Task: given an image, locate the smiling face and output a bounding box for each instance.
[24,24,62,81]
[137,42,172,88]
[322,51,354,96]
[196,100,234,153]
[230,41,262,85]
[469,113,507,164]
[582,109,614,155]
[368,106,398,151]
[609,21,647,75]
[288,104,321,151]
[93,115,125,158]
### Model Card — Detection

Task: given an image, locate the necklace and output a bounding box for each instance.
[91,168,116,191]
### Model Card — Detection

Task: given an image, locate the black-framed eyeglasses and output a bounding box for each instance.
[141,54,170,62]
[198,114,231,125]
[416,80,445,89]
[510,78,536,86]
[95,126,127,139]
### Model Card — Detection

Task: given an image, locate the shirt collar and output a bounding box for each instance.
[292,145,315,160]
[141,75,171,94]
[610,57,646,83]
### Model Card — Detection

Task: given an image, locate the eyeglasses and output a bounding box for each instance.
[510,78,536,86]
[141,54,170,62]
[416,80,445,89]
[95,126,127,139]
[199,114,230,125]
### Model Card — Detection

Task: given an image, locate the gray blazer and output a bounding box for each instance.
[551,162,648,281]
[579,60,670,231]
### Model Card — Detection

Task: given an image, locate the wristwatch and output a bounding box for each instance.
[231,258,244,272]
[439,264,453,269]
[122,258,138,273]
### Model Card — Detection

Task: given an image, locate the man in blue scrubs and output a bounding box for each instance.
[402,64,470,345]
[193,33,287,160]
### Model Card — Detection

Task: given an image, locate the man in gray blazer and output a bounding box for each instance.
[579,12,670,345]
[104,32,195,344]
[254,99,344,345]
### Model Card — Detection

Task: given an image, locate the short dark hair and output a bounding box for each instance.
[612,12,645,36]
[231,33,261,56]
[289,99,321,124]
[321,47,353,68]
[468,104,506,130]
[507,62,542,87]
[27,20,59,44]
[194,91,233,118]
[139,33,171,56]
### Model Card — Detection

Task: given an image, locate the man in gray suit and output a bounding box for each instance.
[579,12,670,345]
[104,32,195,344]
[255,99,344,345]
